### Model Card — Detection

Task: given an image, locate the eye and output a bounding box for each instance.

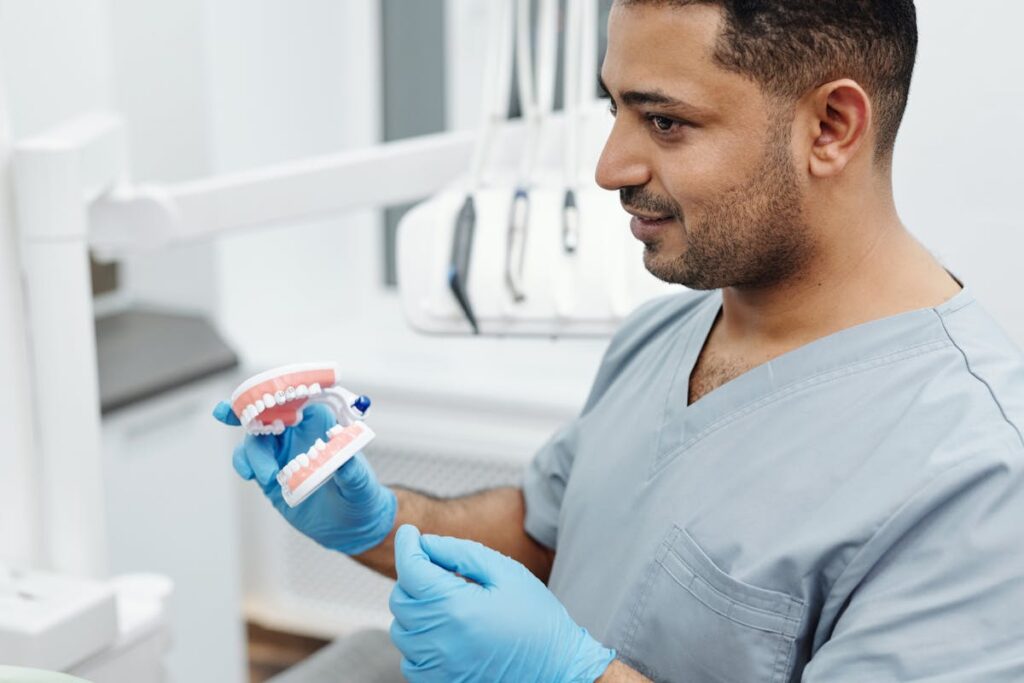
[647,114,683,134]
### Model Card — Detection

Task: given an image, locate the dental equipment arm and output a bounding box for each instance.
[87,126,475,261]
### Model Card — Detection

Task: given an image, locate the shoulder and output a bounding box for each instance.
[933,292,1024,451]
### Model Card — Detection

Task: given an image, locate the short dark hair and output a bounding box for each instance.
[618,0,918,162]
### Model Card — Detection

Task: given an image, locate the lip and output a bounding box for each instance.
[629,214,674,242]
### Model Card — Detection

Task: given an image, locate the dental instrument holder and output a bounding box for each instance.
[396,0,677,335]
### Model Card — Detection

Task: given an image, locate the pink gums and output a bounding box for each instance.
[231,367,337,426]
[286,423,366,492]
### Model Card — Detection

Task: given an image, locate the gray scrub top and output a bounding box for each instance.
[523,287,1024,682]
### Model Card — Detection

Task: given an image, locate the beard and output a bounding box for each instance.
[623,120,813,290]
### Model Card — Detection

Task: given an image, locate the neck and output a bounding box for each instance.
[716,199,961,354]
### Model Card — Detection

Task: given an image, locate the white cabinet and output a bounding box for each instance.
[100,374,246,683]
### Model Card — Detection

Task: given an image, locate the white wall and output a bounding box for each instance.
[108,0,220,317]
[889,2,1023,342]
[204,0,385,341]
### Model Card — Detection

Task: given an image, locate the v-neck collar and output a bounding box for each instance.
[650,287,973,478]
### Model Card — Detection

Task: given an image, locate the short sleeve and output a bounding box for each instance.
[803,452,1024,681]
[522,419,582,550]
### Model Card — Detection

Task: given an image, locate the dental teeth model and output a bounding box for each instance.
[229,362,376,507]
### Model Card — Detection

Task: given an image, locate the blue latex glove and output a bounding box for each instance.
[213,401,396,555]
[389,524,616,682]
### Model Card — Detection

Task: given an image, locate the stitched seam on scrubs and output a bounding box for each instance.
[657,550,799,636]
[658,300,711,455]
[773,628,799,683]
[933,306,1024,450]
[672,526,804,614]
[663,544,804,624]
[651,339,951,476]
[620,537,666,662]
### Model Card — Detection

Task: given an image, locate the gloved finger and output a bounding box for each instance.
[419,533,506,588]
[332,452,374,496]
[212,401,241,426]
[394,524,466,600]
[389,620,437,678]
[298,402,337,435]
[399,653,436,683]
[231,442,255,480]
[388,582,437,632]
[241,434,281,488]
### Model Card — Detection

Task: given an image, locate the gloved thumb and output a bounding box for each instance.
[419,532,506,588]
[394,524,467,599]
[212,400,241,426]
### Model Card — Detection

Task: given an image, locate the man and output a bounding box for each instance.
[216,1,1024,680]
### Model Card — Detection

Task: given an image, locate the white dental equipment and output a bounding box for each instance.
[0,568,115,670]
[561,0,598,254]
[228,363,375,507]
[396,0,678,336]
[449,0,516,333]
[505,0,559,302]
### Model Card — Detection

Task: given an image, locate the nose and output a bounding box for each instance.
[595,119,651,191]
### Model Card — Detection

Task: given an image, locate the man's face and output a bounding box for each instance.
[597,2,813,290]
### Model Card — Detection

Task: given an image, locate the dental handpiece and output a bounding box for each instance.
[505,187,530,302]
[448,194,480,334]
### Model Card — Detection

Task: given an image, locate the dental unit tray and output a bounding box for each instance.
[228,362,375,507]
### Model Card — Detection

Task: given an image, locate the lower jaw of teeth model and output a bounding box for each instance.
[229,362,376,507]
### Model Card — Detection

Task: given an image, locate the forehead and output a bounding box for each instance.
[603,3,762,118]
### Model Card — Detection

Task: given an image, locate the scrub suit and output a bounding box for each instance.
[523,287,1024,682]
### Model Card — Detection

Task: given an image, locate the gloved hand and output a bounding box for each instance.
[213,401,396,556]
[388,524,616,683]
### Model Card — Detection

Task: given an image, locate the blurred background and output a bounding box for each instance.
[0,1,1021,681]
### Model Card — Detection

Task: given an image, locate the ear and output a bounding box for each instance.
[803,79,872,178]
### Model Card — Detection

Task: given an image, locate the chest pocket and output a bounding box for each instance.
[617,525,805,683]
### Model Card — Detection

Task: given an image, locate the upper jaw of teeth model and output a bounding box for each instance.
[229,362,376,507]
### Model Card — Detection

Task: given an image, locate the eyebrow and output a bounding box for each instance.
[598,74,712,119]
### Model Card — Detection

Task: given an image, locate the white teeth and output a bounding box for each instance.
[263,393,276,408]
[296,454,310,468]
[244,405,255,421]
[275,390,286,404]
[277,471,287,485]
[255,399,266,413]
[314,439,326,451]
[271,420,285,434]
[285,386,296,401]
[327,425,344,438]
[296,385,309,399]
[310,383,321,395]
